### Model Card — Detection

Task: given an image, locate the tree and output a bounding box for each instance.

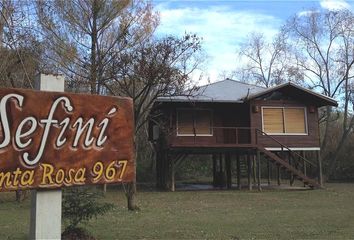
[106,33,203,210]
[36,0,159,94]
[0,0,40,89]
[285,10,354,177]
[236,31,303,87]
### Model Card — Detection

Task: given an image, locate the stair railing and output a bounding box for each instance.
[255,128,317,178]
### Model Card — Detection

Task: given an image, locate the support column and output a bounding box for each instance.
[253,155,257,187]
[237,154,241,190]
[267,159,271,185]
[288,152,294,186]
[302,151,307,187]
[30,74,63,240]
[226,153,232,189]
[317,151,323,187]
[277,165,281,186]
[257,150,262,191]
[247,153,252,190]
[171,156,175,192]
[219,154,226,188]
[212,154,217,187]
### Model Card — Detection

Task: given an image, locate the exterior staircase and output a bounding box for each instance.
[257,147,321,189]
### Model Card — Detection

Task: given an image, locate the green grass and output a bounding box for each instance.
[1,183,354,239]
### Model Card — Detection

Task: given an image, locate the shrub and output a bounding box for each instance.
[62,186,114,239]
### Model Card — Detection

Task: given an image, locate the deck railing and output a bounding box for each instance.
[168,127,255,146]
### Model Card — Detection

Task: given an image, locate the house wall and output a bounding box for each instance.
[155,99,321,149]
[250,99,320,148]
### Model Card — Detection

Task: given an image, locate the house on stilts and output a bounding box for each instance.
[150,79,337,191]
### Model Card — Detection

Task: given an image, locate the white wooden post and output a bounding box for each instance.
[30,74,64,240]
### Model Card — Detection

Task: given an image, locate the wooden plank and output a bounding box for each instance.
[0,87,134,191]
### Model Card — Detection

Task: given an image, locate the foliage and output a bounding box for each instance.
[36,0,159,94]
[177,155,212,181]
[62,186,114,231]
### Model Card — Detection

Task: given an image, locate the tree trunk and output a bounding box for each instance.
[126,182,139,211]
[90,0,98,94]
[15,190,22,202]
[126,132,139,211]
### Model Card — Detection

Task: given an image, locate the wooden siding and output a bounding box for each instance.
[250,100,320,148]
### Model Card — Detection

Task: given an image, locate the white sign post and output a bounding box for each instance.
[29,74,64,240]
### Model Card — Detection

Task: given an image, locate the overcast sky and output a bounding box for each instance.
[153,0,354,85]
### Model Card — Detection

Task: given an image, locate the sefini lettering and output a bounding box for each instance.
[0,93,117,167]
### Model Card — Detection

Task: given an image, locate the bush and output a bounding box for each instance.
[62,186,114,239]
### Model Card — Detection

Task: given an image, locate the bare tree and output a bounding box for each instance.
[0,0,39,89]
[236,31,303,87]
[285,10,354,176]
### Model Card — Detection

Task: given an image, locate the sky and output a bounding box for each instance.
[153,0,354,84]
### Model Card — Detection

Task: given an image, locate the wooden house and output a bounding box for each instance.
[151,79,337,191]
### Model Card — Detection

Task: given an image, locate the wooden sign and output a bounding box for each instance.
[0,88,135,191]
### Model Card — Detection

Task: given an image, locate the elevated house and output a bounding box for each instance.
[150,79,337,191]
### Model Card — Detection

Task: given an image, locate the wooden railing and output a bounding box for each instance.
[168,127,255,146]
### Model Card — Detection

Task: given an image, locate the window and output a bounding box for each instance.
[262,107,307,135]
[177,109,212,135]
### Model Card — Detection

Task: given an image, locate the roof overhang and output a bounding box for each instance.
[246,82,338,107]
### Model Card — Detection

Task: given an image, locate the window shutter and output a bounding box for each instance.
[284,108,306,134]
[195,110,212,134]
[177,109,194,134]
[263,108,284,133]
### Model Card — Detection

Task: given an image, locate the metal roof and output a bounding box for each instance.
[157,79,338,107]
[157,79,265,103]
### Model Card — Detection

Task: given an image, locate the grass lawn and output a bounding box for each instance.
[1,183,354,239]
